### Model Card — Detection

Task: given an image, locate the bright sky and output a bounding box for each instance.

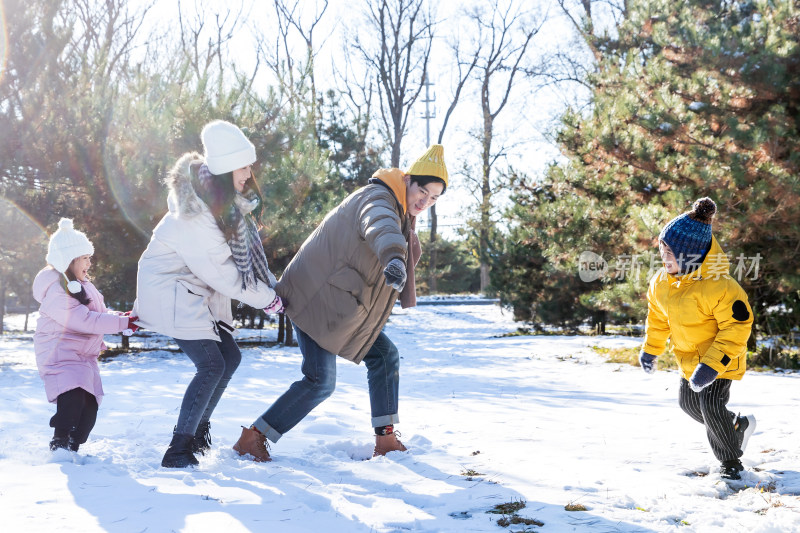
[133,0,587,235]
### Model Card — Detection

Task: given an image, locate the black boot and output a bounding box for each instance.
[161,432,199,468]
[721,459,744,480]
[50,427,75,452]
[192,421,212,456]
[49,436,71,451]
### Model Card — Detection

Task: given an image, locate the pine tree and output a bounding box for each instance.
[501,0,800,333]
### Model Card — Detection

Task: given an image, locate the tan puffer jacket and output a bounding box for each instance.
[276,171,410,363]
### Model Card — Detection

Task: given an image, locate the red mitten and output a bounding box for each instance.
[122,316,140,336]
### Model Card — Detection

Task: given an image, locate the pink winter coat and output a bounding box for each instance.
[32,267,128,405]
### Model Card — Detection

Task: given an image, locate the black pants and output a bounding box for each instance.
[678,377,739,462]
[49,387,98,451]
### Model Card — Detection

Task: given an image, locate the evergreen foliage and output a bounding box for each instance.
[0,0,378,310]
[415,230,480,295]
[499,0,800,336]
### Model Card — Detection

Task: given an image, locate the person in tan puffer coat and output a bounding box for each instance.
[639,197,755,481]
[233,145,448,461]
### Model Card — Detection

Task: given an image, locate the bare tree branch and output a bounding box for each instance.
[352,0,434,166]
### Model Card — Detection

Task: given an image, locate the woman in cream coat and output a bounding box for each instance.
[135,121,282,468]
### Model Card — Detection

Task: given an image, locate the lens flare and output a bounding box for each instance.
[0,195,49,248]
[101,120,168,239]
[0,1,7,84]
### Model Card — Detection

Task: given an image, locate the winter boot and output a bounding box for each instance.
[161,432,199,468]
[50,427,75,452]
[49,436,71,452]
[734,414,756,454]
[720,459,744,480]
[373,432,407,457]
[192,421,212,456]
[232,426,271,462]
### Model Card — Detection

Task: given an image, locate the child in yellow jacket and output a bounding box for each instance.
[640,197,756,480]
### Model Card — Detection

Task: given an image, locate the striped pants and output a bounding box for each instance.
[678,377,740,462]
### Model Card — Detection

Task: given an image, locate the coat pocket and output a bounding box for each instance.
[328,267,366,304]
[175,280,213,329]
[324,267,368,330]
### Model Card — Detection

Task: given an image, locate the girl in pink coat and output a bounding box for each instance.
[33,218,137,452]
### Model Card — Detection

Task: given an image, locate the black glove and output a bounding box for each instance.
[383,258,407,292]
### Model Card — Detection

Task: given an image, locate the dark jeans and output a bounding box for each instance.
[50,387,98,449]
[253,323,400,443]
[173,329,241,436]
[678,377,739,461]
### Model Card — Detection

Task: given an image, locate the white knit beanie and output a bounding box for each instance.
[46,218,94,274]
[201,120,257,175]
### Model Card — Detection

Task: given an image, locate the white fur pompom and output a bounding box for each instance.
[58,218,74,230]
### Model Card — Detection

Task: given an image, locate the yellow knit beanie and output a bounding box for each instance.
[406,144,448,187]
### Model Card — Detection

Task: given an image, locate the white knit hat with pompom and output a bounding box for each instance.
[46,218,94,293]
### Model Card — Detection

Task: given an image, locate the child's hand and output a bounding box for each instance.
[639,351,657,374]
[689,363,718,392]
[122,316,140,336]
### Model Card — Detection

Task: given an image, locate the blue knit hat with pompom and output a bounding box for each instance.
[659,197,716,274]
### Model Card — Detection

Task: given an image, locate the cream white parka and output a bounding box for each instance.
[133,152,277,341]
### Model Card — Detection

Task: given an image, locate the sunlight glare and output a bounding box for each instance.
[0,0,8,84]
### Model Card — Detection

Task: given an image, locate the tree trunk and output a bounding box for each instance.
[390,127,402,167]
[480,264,490,295]
[592,310,607,335]
[0,282,5,335]
[278,313,295,345]
[428,204,438,293]
[23,292,32,332]
[285,318,294,346]
[479,93,493,294]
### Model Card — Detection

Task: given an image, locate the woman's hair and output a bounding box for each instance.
[62,263,91,306]
[193,166,264,240]
[409,174,447,195]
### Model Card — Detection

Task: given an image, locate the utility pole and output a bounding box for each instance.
[420,73,436,230]
[419,72,439,293]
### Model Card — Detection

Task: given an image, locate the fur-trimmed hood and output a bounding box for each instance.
[164,151,259,219]
[165,152,207,218]
[135,152,277,342]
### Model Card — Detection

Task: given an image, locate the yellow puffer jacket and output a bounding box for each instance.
[642,236,753,381]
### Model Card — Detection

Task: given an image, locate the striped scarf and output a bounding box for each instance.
[197,164,274,290]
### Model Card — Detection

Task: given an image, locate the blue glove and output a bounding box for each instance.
[689,363,718,392]
[383,258,407,292]
[639,351,657,374]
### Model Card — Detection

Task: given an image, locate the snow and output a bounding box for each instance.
[1,304,799,532]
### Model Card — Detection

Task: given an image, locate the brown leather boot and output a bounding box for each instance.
[232,425,272,462]
[373,432,407,457]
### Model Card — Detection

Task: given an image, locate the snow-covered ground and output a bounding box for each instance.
[1,304,799,532]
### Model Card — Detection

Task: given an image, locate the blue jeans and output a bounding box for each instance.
[253,323,400,443]
[173,329,241,436]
